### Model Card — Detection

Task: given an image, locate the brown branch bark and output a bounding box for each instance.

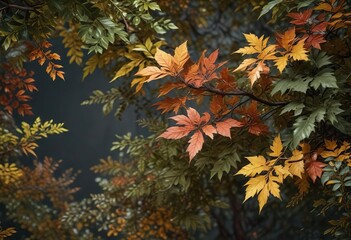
[180,78,288,107]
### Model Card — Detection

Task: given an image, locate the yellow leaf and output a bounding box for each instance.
[244,34,268,53]
[258,44,277,60]
[268,135,283,157]
[288,39,308,61]
[320,150,337,158]
[154,48,174,72]
[325,139,337,151]
[258,184,269,213]
[233,58,257,72]
[267,178,281,200]
[173,41,190,69]
[236,155,270,177]
[274,55,289,73]
[111,59,143,82]
[131,77,147,93]
[286,151,304,178]
[135,66,169,82]
[244,175,266,202]
[273,165,291,182]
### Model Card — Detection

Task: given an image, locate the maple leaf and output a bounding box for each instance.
[154,48,174,72]
[153,96,187,114]
[217,68,237,91]
[215,118,243,138]
[247,61,269,86]
[210,95,226,116]
[236,101,269,135]
[159,108,217,161]
[158,81,187,97]
[288,38,309,61]
[158,126,194,140]
[136,66,169,82]
[269,135,283,157]
[173,41,190,68]
[243,174,281,213]
[234,34,277,86]
[236,34,269,54]
[202,125,217,139]
[325,139,337,151]
[288,9,313,25]
[187,130,204,160]
[306,159,326,183]
[274,55,289,73]
[184,49,226,87]
[233,58,257,72]
[286,150,304,178]
[274,28,309,72]
[244,175,266,202]
[136,41,190,82]
[276,28,296,51]
[305,34,326,49]
[236,155,270,177]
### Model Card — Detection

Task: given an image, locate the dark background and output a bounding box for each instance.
[21,40,139,197]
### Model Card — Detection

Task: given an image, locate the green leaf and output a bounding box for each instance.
[321,172,332,185]
[310,70,338,90]
[297,0,315,10]
[271,76,311,95]
[258,0,283,19]
[291,108,326,148]
[333,116,351,136]
[313,51,332,68]
[281,102,305,116]
[326,101,343,124]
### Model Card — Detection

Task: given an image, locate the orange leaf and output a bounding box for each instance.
[135,66,169,82]
[158,126,194,139]
[276,28,296,51]
[202,124,217,139]
[153,97,186,114]
[158,82,187,97]
[187,130,204,161]
[216,118,243,138]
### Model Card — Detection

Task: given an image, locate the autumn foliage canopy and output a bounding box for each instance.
[0,0,351,239]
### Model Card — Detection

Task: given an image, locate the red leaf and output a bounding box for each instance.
[247,120,269,136]
[216,118,243,138]
[288,9,313,25]
[187,130,204,161]
[305,34,326,49]
[306,160,326,183]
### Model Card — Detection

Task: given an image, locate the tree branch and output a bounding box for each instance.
[181,79,288,107]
